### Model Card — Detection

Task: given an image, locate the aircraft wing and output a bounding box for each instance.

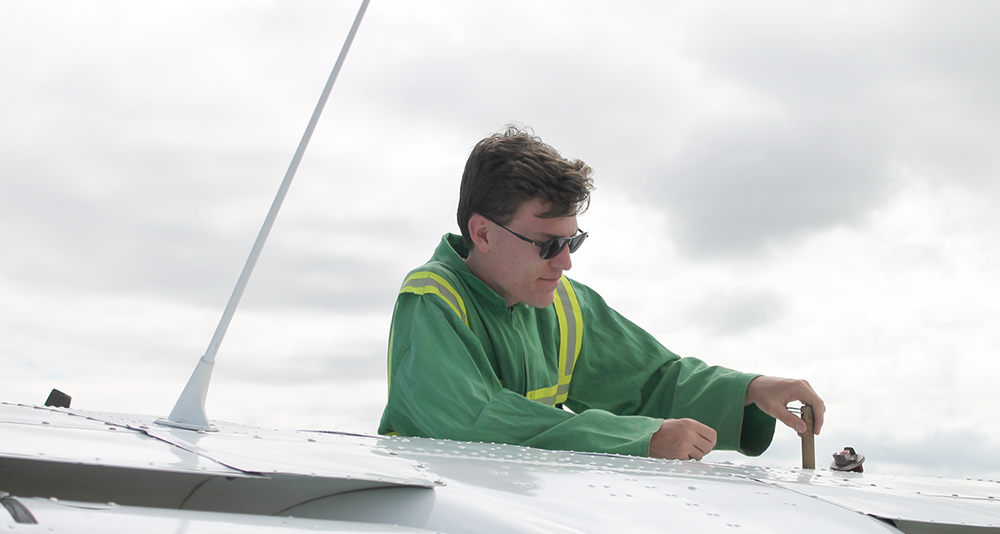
[3,401,1000,533]
[3,495,438,534]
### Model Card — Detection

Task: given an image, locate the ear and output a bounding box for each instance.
[467,214,492,255]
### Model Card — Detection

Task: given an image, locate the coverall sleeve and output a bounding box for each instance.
[563,282,775,456]
[380,293,663,457]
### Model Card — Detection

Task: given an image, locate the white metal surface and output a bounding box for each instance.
[762,467,1000,528]
[0,403,236,477]
[4,496,438,534]
[0,402,436,486]
[0,402,438,514]
[343,437,902,533]
[9,402,1000,533]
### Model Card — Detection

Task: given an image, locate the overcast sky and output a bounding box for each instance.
[3,1,1000,480]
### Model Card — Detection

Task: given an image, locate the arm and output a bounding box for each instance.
[379,293,662,456]
[564,281,777,457]
[645,376,826,459]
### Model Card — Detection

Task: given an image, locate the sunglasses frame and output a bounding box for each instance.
[486,217,588,260]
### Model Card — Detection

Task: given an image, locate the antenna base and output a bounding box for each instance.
[160,356,217,431]
[154,417,217,432]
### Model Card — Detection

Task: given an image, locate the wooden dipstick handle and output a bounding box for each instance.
[801,404,815,470]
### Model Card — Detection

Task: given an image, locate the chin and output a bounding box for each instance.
[524,293,556,309]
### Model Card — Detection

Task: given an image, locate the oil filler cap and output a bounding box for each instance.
[830,446,865,472]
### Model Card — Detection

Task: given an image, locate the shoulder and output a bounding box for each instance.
[562,277,610,311]
[398,261,471,327]
[560,277,641,333]
[400,260,467,298]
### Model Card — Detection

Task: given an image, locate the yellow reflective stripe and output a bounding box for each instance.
[526,380,573,406]
[526,384,559,403]
[554,276,583,382]
[562,276,583,374]
[526,277,583,406]
[400,271,469,327]
[525,382,573,406]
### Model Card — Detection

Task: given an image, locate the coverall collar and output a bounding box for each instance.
[435,233,527,312]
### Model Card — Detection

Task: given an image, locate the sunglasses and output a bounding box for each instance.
[487,218,588,260]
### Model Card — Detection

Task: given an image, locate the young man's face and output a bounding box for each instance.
[467,198,579,308]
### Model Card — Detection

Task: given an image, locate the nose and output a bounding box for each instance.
[549,243,572,271]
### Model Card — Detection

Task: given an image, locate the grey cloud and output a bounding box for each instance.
[245,248,407,313]
[689,287,788,336]
[1,142,415,314]
[648,120,893,258]
[611,1,1000,258]
[7,0,1000,300]
[223,351,385,386]
[2,154,281,304]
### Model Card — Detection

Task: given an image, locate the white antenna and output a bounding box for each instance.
[158,0,371,431]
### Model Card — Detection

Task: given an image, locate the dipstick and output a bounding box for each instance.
[801,404,815,470]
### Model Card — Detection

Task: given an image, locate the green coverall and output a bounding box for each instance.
[378,234,775,457]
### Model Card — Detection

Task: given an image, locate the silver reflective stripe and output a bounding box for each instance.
[532,394,557,406]
[529,382,573,407]
[555,280,579,377]
[526,277,583,406]
[400,272,468,327]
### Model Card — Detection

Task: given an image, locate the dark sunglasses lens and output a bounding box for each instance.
[539,239,563,260]
[539,233,588,259]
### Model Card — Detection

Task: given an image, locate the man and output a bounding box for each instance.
[378,125,824,460]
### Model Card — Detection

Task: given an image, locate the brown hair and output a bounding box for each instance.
[457,124,594,248]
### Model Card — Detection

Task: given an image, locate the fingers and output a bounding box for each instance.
[778,410,808,435]
[688,423,717,460]
[812,395,826,434]
[649,418,718,460]
[747,376,826,436]
[790,380,825,435]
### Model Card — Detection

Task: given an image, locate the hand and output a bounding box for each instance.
[745,376,825,435]
[649,418,717,460]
